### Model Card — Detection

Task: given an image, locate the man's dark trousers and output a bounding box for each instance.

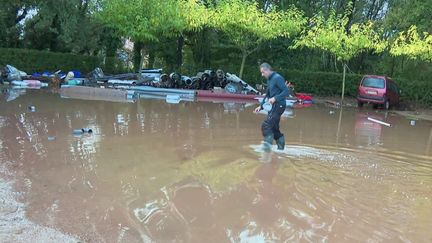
[261,103,286,140]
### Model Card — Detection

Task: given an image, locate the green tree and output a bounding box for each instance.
[210,0,305,78]
[0,0,36,48]
[23,0,104,54]
[293,7,386,101]
[390,26,432,62]
[99,0,210,70]
[385,0,432,33]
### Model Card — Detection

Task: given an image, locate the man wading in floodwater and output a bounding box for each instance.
[254,63,289,152]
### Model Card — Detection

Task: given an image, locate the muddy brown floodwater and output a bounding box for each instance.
[0,89,431,243]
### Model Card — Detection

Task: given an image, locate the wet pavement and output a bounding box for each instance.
[0,88,431,242]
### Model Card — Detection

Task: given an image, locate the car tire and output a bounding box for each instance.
[384,100,390,110]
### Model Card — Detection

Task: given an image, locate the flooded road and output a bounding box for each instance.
[1,89,432,242]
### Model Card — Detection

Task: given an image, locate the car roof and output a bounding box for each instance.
[363,75,387,79]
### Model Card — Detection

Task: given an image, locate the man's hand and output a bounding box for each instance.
[254,106,262,113]
[269,97,276,104]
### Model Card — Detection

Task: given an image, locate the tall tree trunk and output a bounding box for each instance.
[176,35,184,70]
[334,55,339,72]
[345,0,357,31]
[133,41,143,72]
[49,14,60,51]
[148,47,155,69]
[139,48,145,82]
[341,62,346,102]
[201,29,211,68]
[239,51,248,79]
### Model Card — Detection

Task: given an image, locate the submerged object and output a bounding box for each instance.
[2,88,26,102]
[137,92,195,102]
[126,90,137,100]
[61,86,134,103]
[73,128,93,135]
[12,80,48,87]
[107,80,139,85]
[197,90,258,100]
[166,94,181,104]
[116,85,196,100]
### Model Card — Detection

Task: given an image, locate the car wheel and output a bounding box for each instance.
[384,100,390,110]
[357,101,364,108]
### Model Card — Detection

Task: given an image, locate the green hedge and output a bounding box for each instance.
[282,70,362,97]
[281,70,432,106]
[0,48,124,74]
[397,79,432,106]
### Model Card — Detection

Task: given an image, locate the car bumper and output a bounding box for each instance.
[357,95,385,104]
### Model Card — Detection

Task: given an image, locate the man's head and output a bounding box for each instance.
[260,63,273,79]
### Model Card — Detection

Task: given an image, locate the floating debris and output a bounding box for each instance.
[72,128,93,135]
[28,106,36,112]
[367,117,392,127]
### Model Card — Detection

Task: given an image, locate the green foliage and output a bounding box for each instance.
[0,0,36,48]
[390,26,432,62]
[0,48,124,74]
[23,0,105,54]
[211,0,304,44]
[100,0,210,70]
[396,79,432,106]
[385,0,432,33]
[99,0,209,42]
[210,0,305,77]
[293,7,386,61]
[281,70,363,96]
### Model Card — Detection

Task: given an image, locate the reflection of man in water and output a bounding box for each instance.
[254,63,289,152]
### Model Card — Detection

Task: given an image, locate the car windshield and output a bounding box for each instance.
[362,77,385,89]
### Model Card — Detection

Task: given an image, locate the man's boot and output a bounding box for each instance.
[262,134,273,152]
[276,135,285,150]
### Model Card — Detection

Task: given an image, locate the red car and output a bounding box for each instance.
[357,75,400,109]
